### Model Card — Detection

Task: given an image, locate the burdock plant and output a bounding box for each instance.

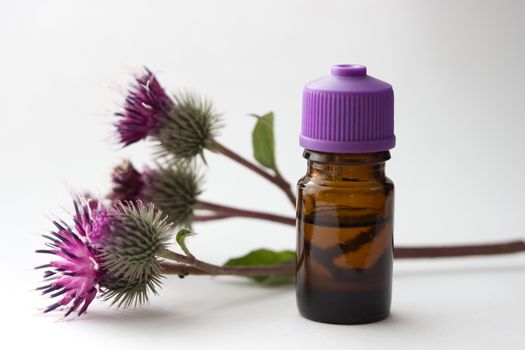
[115,68,296,205]
[36,199,296,317]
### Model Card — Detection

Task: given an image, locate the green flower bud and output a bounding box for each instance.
[98,201,172,307]
[142,165,202,228]
[156,92,221,162]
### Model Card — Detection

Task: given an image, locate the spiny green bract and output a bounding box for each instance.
[143,165,202,228]
[99,201,172,307]
[156,92,222,162]
[100,273,164,308]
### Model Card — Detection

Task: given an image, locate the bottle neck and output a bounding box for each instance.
[304,150,390,181]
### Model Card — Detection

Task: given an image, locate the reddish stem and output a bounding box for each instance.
[161,240,525,278]
[394,240,525,259]
[159,250,295,277]
[161,263,209,276]
[194,213,234,222]
[198,200,296,226]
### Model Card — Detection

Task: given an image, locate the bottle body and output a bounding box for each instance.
[296,150,394,324]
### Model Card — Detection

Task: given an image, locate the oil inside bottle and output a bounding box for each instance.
[296,206,393,324]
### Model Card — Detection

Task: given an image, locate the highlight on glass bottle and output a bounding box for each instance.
[296,64,395,324]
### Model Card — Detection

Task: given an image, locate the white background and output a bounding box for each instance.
[1,0,524,349]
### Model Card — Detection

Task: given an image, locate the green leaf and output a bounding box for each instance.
[224,248,295,285]
[251,112,276,170]
[175,229,195,257]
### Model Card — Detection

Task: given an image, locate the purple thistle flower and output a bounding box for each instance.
[73,199,111,247]
[141,165,156,189]
[36,217,102,317]
[36,199,115,317]
[108,160,146,203]
[80,192,100,210]
[115,68,173,146]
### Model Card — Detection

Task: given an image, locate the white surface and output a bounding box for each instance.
[6,256,525,349]
[1,0,524,349]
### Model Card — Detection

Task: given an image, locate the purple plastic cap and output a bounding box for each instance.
[300,64,395,153]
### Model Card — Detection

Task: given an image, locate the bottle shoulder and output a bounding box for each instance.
[298,173,394,188]
[297,173,394,200]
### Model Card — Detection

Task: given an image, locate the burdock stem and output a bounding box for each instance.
[159,240,525,278]
[394,240,525,258]
[158,249,295,277]
[197,200,296,226]
[208,141,296,206]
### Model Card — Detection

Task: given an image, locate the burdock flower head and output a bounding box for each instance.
[115,68,221,162]
[108,160,201,228]
[36,198,172,317]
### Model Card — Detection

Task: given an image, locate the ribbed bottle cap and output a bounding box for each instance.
[300,64,395,153]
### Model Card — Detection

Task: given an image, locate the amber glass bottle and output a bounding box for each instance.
[297,64,395,324]
[296,150,394,324]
